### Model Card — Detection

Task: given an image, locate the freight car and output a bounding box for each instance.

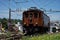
[23,7,50,34]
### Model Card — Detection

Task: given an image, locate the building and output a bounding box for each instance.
[15,22,23,32]
[50,22,60,33]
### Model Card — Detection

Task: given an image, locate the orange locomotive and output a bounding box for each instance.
[23,7,50,34]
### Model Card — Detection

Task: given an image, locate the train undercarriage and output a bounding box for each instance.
[23,25,50,35]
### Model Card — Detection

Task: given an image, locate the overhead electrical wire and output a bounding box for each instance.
[31,0,49,8]
[13,0,28,4]
[32,0,60,13]
[0,0,9,9]
[31,0,56,8]
[12,0,29,12]
[43,0,57,7]
[31,0,40,8]
[0,0,9,13]
[31,0,45,10]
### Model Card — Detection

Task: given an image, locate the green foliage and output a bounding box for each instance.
[11,19,22,24]
[0,18,22,29]
[22,33,60,40]
[0,18,2,22]
[1,18,8,29]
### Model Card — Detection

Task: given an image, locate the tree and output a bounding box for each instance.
[1,18,8,29]
[0,18,22,29]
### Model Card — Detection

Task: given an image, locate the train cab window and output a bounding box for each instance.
[30,13,33,17]
[24,13,28,18]
[39,13,41,18]
[30,20,32,22]
[34,13,38,18]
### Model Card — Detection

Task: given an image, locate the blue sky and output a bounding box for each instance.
[0,0,60,21]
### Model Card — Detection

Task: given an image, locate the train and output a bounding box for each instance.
[23,7,50,34]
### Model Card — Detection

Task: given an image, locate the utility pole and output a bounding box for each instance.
[8,0,12,30]
[9,8,11,22]
[8,0,29,26]
[9,0,11,22]
[15,0,29,12]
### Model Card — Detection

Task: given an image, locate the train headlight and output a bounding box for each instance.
[36,22,38,24]
[24,23,26,24]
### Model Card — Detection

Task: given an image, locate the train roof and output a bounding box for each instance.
[23,7,50,19]
[24,7,43,12]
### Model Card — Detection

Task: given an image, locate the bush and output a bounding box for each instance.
[22,33,60,40]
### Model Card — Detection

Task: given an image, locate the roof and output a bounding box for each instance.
[24,7,43,12]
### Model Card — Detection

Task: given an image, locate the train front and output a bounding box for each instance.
[23,8,42,34]
[23,9,40,28]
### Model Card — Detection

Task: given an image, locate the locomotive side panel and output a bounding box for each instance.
[43,13,50,27]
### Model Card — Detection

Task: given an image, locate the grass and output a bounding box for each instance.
[22,33,60,40]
